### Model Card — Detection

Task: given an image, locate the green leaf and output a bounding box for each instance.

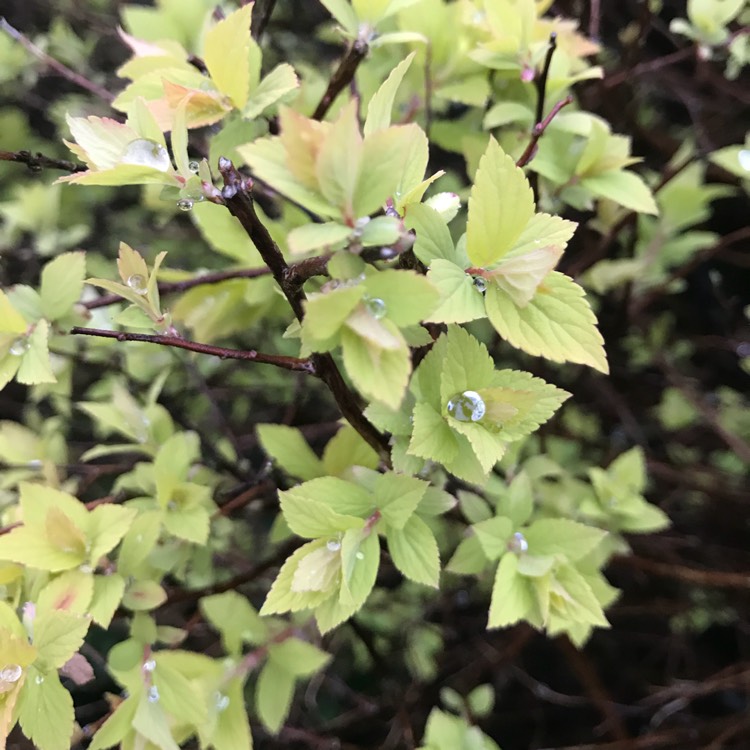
[203,4,253,109]
[287,222,352,255]
[466,138,535,267]
[301,285,365,348]
[446,534,490,575]
[88,695,138,750]
[39,251,86,321]
[151,653,208,727]
[551,563,609,627]
[322,425,380,475]
[256,659,295,734]
[364,52,416,136]
[485,271,609,373]
[363,269,440,327]
[405,203,457,265]
[268,638,331,678]
[488,553,534,628]
[16,320,56,385]
[200,591,268,652]
[472,516,513,561]
[373,473,428,529]
[17,667,74,750]
[408,401,459,464]
[132,689,180,750]
[498,471,534,527]
[280,479,368,538]
[257,424,325,480]
[33,609,90,670]
[191,201,262,264]
[319,0,359,33]
[0,290,28,333]
[244,63,299,119]
[386,514,440,587]
[426,260,486,324]
[439,325,497,405]
[0,526,84,572]
[122,579,167,611]
[36,570,94,615]
[163,504,210,544]
[581,170,658,214]
[89,574,126,627]
[524,519,607,561]
[208,677,253,750]
[87,504,138,563]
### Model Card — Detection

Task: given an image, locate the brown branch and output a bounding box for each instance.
[216,158,391,460]
[69,326,316,373]
[535,32,558,126]
[312,37,369,121]
[251,0,277,41]
[0,149,86,174]
[516,96,573,169]
[0,17,114,103]
[612,554,750,589]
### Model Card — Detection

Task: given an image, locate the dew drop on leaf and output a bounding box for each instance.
[326,539,342,552]
[127,274,147,294]
[143,659,156,672]
[365,297,387,320]
[34,674,44,685]
[507,532,528,554]
[355,551,364,560]
[188,160,200,173]
[738,149,750,171]
[9,338,29,357]
[214,691,230,712]
[147,685,160,703]
[473,276,488,294]
[120,139,171,172]
[0,665,23,683]
[447,391,486,422]
[177,198,194,212]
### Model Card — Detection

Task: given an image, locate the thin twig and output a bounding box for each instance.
[251,0,277,41]
[516,95,573,169]
[69,326,316,373]
[312,36,369,120]
[216,158,391,460]
[612,554,750,589]
[535,33,558,126]
[0,17,114,103]
[0,149,86,173]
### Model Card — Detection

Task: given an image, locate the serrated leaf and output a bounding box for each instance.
[0,526,83,572]
[244,63,299,119]
[440,325,497,405]
[405,203,457,265]
[17,668,74,750]
[33,610,90,669]
[132,690,180,750]
[373,473,427,529]
[322,425,380,475]
[287,222,352,255]
[302,285,365,347]
[87,504,138,563]
[164,504,210,544]
[386,514,440,587]
[524,519,607,561]
[36,570,94,615]
[467,138,535,267]
[485,272,609,373]
[488,553,534,628]
[16,320,55,385]
[472,516,513,561]
[88,695,138,750]
[280,479,367,538]
[256,659,295,734]
[364,52,416,136]
[449,420,506,473]
[257,424,325,480]
[581,170,658,214]
[209,676,253,750]
[89,574,126,627]
[203,4,252,109]
[426,259,486,324]
[363,269,439,327]
[319,0,359,33]
[39,252,86,321]
[407,401,459,464]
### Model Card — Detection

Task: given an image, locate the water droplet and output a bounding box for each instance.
[365,297,387,320]
[135,534,143,543]
[121,139,171,172]
[736,341,750,357]
[738,149,750,171]
[143,659,156,672]
[507,532,528,554]
[34,674,44,685]
[9,338,29,356]
[326,539,341,552]
[26,459,43,469]
[0,665,22,683]
[214,691,230,712]
[446,391,486,422]
[355,551,364,560]
[127,274,147,295]
[188,160,200,173]
[147,685,160,703]
[79,564,93,574]
[473,276,487,294]
[177,198,194,212]
[354,217,370,231]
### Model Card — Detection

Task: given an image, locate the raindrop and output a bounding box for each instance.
[143,659,156,672]
[9,338,29,357]
[147,685,160,703]
[507,532,528,554]
[738,149,750,171]
[473,276,487,294]
[736,341,750,357]
[176,198,194,212]
[34,675,44,685]
[120,139,171,172]
[446,391,486,422]
[365,297,387,320]
[214,691,230,712]
[355,551,364,560]
[0,665,22,683]
[188,160,200,173]
[127,274,148,295]
[326,539,342,552]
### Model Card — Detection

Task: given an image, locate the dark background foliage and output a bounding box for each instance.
[1,0,749,748]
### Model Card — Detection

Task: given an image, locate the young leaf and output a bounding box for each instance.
[364,52,416,136]
[279,481,367,538]
[485,271,609,373]
[472,516,514,561]
[256,659,295,734]
[16,320,56,386]
[581,170,658,215]
[405,203,457,265]
[373,473,428,529]
[466,138,535,267]
[39,252,86,321]
[426,260,486,324]
[256,424,325,481]
[32,610,90,670]
[524,519,607,561]
[386,514,440,587]
[267,638,331,679]
[17,668,74,750]
[488,553,534,628]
